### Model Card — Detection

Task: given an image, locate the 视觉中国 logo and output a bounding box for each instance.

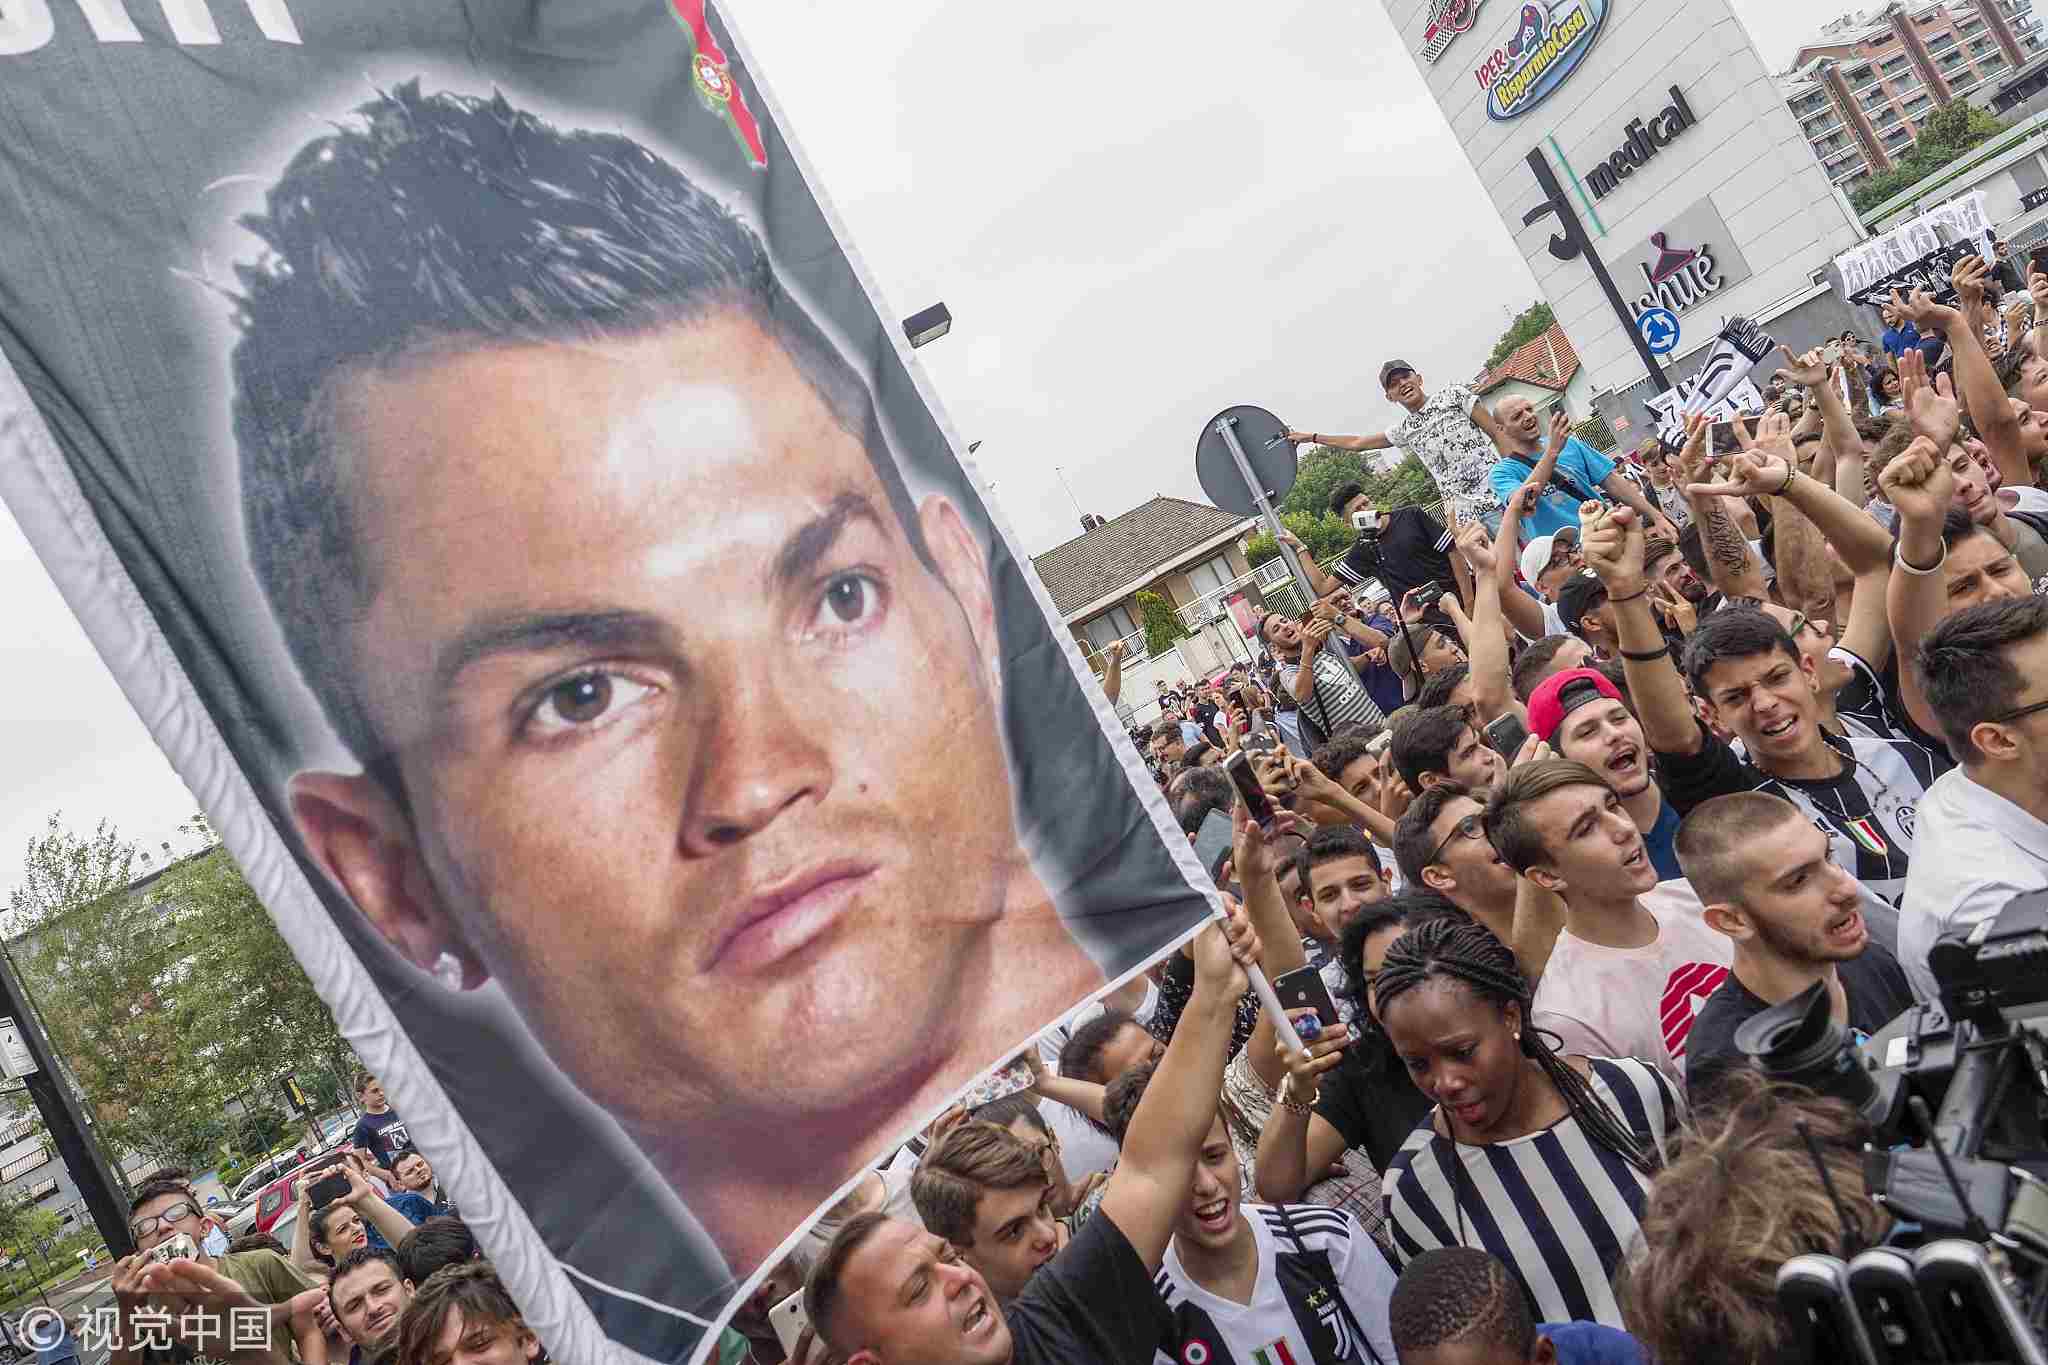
[1474,0,1608,122]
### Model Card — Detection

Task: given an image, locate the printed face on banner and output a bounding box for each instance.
[0,21,1219,1348]
[230,82,1157,1286]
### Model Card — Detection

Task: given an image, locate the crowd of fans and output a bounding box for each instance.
[769,250,2048,1365]
[90,248,2048,1365]
[99,1073,537,1364]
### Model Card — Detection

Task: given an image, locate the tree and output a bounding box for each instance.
[1573,412,1618,453]
[1135,590,1190,657]
[1849,103,2007,210]
[5,816,358,1172]
[1279,446,1376,521]
[1488,301,1555,369]
[1245,512,1355,568]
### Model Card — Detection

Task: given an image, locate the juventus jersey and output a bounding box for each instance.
[1153,1204,1396,1365]
[1660,725,1939,905]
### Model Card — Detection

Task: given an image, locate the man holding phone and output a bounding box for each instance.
[1280,483,1462,627]
[1257,612,1385,750]
[1486,398,1674,546]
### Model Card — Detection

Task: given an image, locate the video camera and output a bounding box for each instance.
[1740,888,2048,1363]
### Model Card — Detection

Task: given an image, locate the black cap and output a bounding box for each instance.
[1556,572,1610,639]
[1379,360,1417,389]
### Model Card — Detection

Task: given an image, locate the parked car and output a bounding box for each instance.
[231,1147,313,1202]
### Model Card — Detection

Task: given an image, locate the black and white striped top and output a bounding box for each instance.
[1277,651,1385,738]
[1381,1057,1683,1326]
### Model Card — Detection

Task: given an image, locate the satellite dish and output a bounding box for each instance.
[1194,406,1297,517]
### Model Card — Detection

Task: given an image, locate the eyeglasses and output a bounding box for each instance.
[1989,697,2048,726]
[1428,813,1485,867]
[130,1201,200,1240]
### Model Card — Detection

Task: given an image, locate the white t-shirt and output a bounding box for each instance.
[1153,1204,1398,1365]
[1899,769,2048,1003]
[1037,983,1160,1180]
[1529,880,1733,1094]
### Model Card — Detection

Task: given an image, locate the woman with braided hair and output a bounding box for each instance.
[1376,913,1684,1327]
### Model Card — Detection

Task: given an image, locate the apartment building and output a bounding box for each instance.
[1778,0,2043,190]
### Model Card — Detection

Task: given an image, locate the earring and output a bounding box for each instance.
[432,952,465,991]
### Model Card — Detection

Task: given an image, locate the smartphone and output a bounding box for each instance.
[1193,808,1235,883]
[2029,244,2048,279]
[1484,710,1530,758]
[769,1289,811,1359]
[1821,340,1844,365]
[308,1172,351,1208]
[1365,728,1394,758]
[1225,750,1279,829]
[1272,963,1340,1029]
[147,1231,199,1267]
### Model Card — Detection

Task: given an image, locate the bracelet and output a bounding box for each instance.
[1895,541,1948,576]
[1277,1078,1316,1116]
[1620,643,1672,662]
[1777,464,1798,496]
[1608,586,1650,605]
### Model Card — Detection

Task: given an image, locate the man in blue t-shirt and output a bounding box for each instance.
[348,1073,414,1174]
[1486,397,1671,546]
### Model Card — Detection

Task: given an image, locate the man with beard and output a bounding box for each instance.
[1259,613,1386,746]
[1676,793,1917,1097]
[1485,398,1671,547]
[1104,1063,1398,1365]
[330,1249,414,1365]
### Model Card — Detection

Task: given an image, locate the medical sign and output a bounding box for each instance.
[1474,0,1608,121]
[1637,307,1680,355]
[1422,0,1488,61]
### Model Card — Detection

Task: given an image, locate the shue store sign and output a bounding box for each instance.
[1623,197,1752,322]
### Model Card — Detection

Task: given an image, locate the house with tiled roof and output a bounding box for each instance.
[1030,496,1280,662]
[1470,320,1603,443]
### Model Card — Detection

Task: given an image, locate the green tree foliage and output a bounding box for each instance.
[1136,590,1190,657]
[1488,301,1555,369]
[1850,103,2007,211]
[5,815,357,1171]
[1253,446,1447,567]
[1280,445,1374,521]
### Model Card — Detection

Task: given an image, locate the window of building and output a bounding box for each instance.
[1183,553,1238,600]
[1081,605,1140,654]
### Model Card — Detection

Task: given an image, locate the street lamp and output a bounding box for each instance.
[902,302,952,348]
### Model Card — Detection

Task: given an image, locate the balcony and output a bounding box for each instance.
[1830,158,1872,183]
[1174,556,1299,634]
[1823,140,1866,163]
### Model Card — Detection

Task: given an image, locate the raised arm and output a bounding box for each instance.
[1683,417,1769,601]
[1276,528,1342,598]
[1451,521,1524,724]
[1881,434,1957,740]
[1100,638,1125,705]
[1285,429,1393,453]
[1901,274,2030,492]
[1290,621,1332,704]
[1234,806,1315,1093]
[1096,908,1262,1272]
[1579,489,1703,755]
[1021,1048,1107,1122]
[1490,485,1552,641]
[1252,1017,1353,1203]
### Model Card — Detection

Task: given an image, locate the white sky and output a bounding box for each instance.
[0,0,1842,895]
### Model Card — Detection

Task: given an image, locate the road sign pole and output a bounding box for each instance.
[1211,416,1364,683]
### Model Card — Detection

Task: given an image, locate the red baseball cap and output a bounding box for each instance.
[1526,666,1623,744]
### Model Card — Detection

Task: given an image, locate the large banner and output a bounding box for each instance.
[0,3,1214,1360]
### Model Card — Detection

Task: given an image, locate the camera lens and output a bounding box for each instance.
[1733,978,1879,1115]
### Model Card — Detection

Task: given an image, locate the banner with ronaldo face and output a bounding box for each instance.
[0,3,1213,1358]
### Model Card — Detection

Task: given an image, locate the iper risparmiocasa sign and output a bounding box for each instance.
[1474,0,1609,122]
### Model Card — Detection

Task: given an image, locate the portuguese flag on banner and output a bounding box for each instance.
[670,0,768,168]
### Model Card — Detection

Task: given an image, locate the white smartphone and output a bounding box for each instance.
[770,1289,810,1358]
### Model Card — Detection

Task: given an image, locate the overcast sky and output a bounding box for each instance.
[0,0,1838,895]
